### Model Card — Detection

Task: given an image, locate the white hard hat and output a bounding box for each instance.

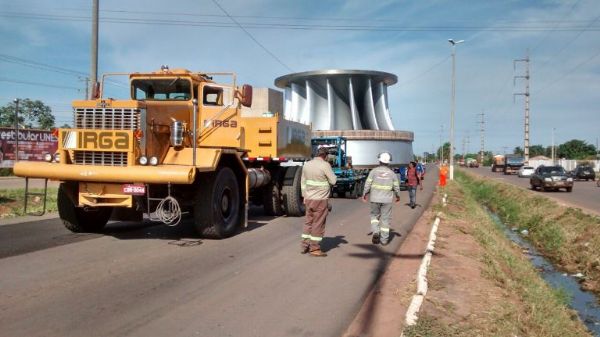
[378,152,392,164]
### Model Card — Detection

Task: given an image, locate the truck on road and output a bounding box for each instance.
[503,154,525,175]
[14,67,312,238]
[491,155,505,172]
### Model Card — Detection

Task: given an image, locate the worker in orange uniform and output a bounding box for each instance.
[439,163,448,189]
[300,147,337,257]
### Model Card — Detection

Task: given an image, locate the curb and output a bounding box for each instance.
[401,193,447,335]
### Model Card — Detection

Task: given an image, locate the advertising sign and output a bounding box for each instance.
[0,128,58,168]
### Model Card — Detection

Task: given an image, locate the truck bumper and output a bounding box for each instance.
[14,162,196,184]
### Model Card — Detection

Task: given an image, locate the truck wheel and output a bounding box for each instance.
[282,166,305,217]
[566,187,573,192]
[263,181,283,216]
[58,183,112,233]
[194,168,241,239]
[348,181,361,199]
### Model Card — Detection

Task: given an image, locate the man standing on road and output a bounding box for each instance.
[406,161,423,209]
[301,147,337,257]
[362,152,401,246]
[416,159,425,180]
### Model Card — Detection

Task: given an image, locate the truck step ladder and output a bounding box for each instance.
[24,177,49,216]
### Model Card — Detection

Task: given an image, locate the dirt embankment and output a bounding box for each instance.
[344,176,591,337]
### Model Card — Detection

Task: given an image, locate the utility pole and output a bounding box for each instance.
[461,136,466,161]
[551,127,556,164]
[13,99,19,162]
[514,51,531,162]
[478,111,485,163]
[448,39,464,180]
[90,0,99,99]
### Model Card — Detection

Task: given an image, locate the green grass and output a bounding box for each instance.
[0,187,58,218]
[406,177,591,337]
[456,170,600,297]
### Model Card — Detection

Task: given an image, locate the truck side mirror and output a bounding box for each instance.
[239,84,252,107]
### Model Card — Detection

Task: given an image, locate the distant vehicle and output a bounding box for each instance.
[491,155,505,172]
[466,158,479,168]
[530,165,573,192]
[504,154,525,175]
[518,166,535,177]
[570,164,596,181]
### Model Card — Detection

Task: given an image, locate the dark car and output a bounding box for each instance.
[530,165,573,192]
[570,164,596,181]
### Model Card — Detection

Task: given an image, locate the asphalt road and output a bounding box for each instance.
[464,166,600,216]
[0,168,437,337]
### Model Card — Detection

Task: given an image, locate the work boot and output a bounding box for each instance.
[309,249,327,257]
[301,246,309,254]
[372,232,380,244]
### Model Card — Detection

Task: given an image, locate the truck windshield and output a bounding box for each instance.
[132,79,192,101]
[506,157,524,164]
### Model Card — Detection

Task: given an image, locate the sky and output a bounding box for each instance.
[1,0,599,156]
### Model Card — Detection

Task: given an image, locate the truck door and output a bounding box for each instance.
[198,83,241,148]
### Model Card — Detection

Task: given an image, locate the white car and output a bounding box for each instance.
[518,166,535,177]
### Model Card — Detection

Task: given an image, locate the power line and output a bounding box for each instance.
[210,0,293,72]
[0,77,80,90]
[396,55,450,87]
[2,11,600,32]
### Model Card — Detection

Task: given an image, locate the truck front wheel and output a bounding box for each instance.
[194,168,241,239]
[58,183,112,233]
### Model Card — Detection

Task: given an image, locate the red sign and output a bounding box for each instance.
[0,128,58,168]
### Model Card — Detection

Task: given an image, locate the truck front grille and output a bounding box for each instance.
[73,151,128,167]
[74,107,141,130]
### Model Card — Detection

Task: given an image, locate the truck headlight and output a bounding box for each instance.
[44,153,53,162]
[567,177,573,182]
[138,156,148,165]
[149,156,159,166]
[53,153,61,162]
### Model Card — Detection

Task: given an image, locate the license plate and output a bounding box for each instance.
[122,184,146,195]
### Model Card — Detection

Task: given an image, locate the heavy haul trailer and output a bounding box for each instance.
[311,136,367,198]
[14,67,311,238]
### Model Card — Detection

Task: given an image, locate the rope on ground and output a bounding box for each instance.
[401,210,442,335]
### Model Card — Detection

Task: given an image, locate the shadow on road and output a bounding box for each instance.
[321,235,349,253]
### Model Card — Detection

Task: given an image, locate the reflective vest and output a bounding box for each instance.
[301,157,337,200]
[363,165,401,203]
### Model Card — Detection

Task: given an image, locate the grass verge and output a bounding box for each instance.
[0,187,58,218]
[405,176,591,337]
[457,169,600,295]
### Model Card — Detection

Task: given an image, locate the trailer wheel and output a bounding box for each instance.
[58,183,112,233]
[194,167,241,239]
[263,180,283,216]
[348,181,361,199]
[282,166,305,217]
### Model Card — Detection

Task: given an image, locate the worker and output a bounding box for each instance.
[406,161,423,209]
[439,162,448,190]
[415,159,425,180]
[362,152,401,246]
[300,147,337,257]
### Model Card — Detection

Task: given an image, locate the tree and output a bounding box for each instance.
[436,142,450,162]
[0,99,55,130]
[513,146,524,155]
[529,145,546,157]
[557,139,597,160]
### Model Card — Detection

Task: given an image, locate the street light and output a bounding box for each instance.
[13,98,19,162]
[448,38,464,180]
[551,127,556,164]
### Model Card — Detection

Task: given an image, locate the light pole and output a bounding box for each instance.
[13,98,19,162]
[448,38,464,180]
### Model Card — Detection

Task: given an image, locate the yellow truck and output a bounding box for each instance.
[14,67,311,238]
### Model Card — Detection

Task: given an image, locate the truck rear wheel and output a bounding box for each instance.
[58,183,112,233]
[282,166,305,217]
[194,168,241,239]
[263,181,283,216]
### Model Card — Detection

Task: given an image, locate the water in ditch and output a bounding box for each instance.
[488,211,600,335]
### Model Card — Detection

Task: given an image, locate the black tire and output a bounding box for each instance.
[194,167,241,239]
[337,191,346,198]
[566,187,573,192]
[530,184,537,191]
[282,166,305,217]
[58,183,112,233]
[263,178,283,216]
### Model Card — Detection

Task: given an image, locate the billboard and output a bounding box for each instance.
[0,128,58,168]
